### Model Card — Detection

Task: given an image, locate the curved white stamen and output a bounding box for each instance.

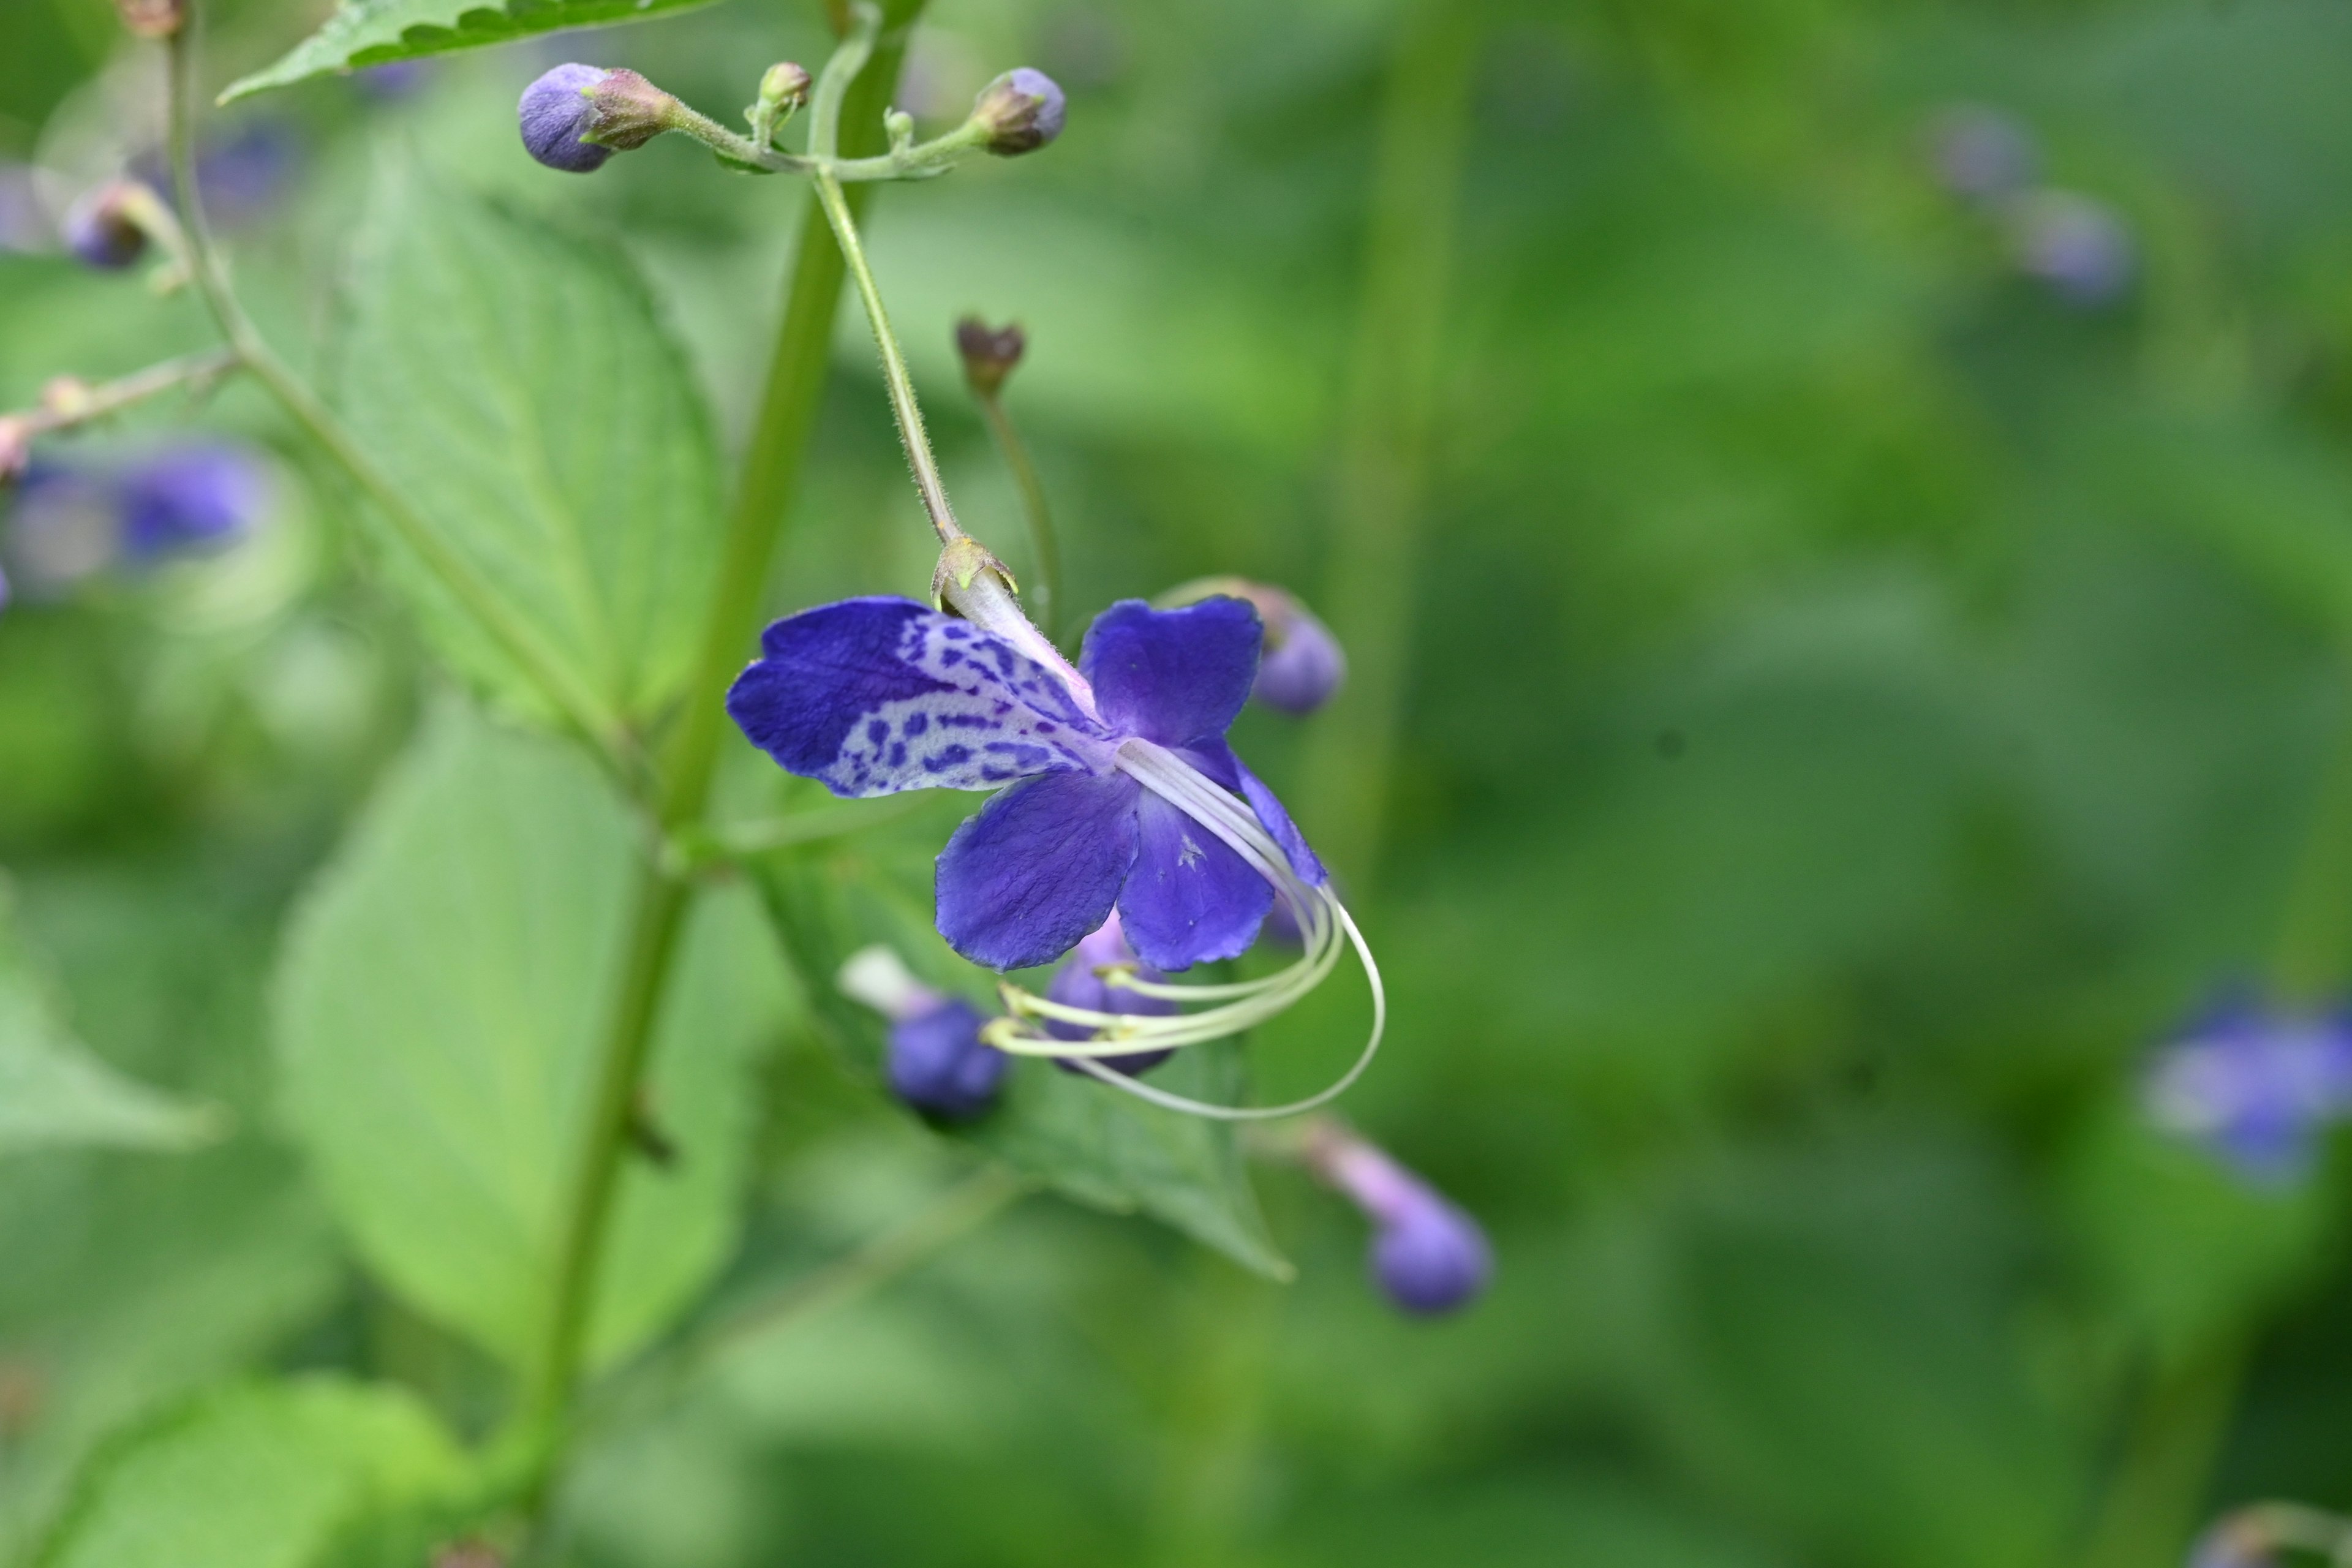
[978,737,1384,1119]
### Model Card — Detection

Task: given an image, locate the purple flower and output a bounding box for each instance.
[1046,913,1174,1079]
[728,595,1325,973]
[116,444,267,558]
[839,945,1009,1120]
[2145,1002,2352,1182]
[2010,190,2135,307]
[1308,1126,1491,1316]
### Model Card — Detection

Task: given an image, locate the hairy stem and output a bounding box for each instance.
[525,0,929,1476]
[164,16,636,780]
[812,165,965,545]
[976,388,1060,638]
[4,347,239,434]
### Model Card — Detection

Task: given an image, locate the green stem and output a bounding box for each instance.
[6,347,239,434]
[1292,0,1480,889]
[164,17,637,783]
[811,167,964,545]
[976,389,1060,638]
[523,0,928,1471]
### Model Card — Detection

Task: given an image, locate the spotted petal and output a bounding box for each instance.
[1118,788,1272,971]
[728,597,1112,798]
[1080,597,1262,749]
[937,770,1142,970]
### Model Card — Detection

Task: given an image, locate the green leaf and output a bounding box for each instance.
[222,0,720,102]
[750,848,1291,1281]
[0,881,218,1156]
[36,1378,466,1568]
[330,156,723,731]
[275,701,787,1374]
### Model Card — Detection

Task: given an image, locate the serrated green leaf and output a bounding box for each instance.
[222,0,721,103]
[36,1378,466,1568]
[0,882,219,1156]
[750,850,1291,1281]
[331,156,723,731]
[275,701,787,1374]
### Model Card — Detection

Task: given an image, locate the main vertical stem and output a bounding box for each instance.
[1294,0,1479,890]
[524,1,927,1461]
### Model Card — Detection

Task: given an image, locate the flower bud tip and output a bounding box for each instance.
[760,62,813,111]
[956,317,1027,396]
[970,69,1066,156]
[62,183,151,271]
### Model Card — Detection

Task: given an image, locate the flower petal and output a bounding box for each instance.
[1080,597,1261,748]
[728,597,1111,797]
[1234,755,1328,886]
[936,771,1141,970]
[1117,788,1273,971]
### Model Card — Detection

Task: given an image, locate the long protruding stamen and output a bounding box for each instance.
[976,738,1384,1120]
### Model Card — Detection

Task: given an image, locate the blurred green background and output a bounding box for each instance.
[10,0,2352,1563]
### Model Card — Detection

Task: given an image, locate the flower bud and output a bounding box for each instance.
[955,317,1026,398]
[1306,1124,1491,1316]
[839,945,1008,1120]
[970,69,1066,156]
[1047,913,1174,1079]
[760,62,813,112]
[61,183,150,271]
[519,65,679,173]
[113,0,183,39]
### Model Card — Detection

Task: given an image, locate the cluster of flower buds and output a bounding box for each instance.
[519,66,684,174]
[2144,997,2352,1182]
[1,441,266,611]
[1298,1118,1490,1315]
[1926,104,2135,308]
[1160,577,1346,717]
[839,945,1008,1120]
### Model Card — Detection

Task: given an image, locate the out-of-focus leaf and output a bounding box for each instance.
[222,0,720,102]
[2060,1100,2337,1370]
[331,157,722,731]
[34,1378,466,1568]
[750,849,1290,1280]
[275,701,786,1374]
[0,882,217,1156]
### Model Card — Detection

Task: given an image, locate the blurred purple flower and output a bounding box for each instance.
[2010,189,2135,307]
[2145,1001,2352,1181]
[1,441,265,601]
[126,121,299,231]
[355,61,432,101]
[1929,105,2038,206]
[1046,912,1174,1079]
[837,945,1009,1120]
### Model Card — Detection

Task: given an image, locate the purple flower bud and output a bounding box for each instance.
[1928,105,2037,205]
[971,69,1066,156]
[888,998,1008,1120]
[2145,1000,2352,1182]
[61,183,149,270]
[1308,1126,1492,1316]
[956,317,1026,398]
[519,64,682,173]
[2010,190,2135,307]
[115,443,268,559]
[1047,913,1174,1079]
[1251,594,1344,717]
